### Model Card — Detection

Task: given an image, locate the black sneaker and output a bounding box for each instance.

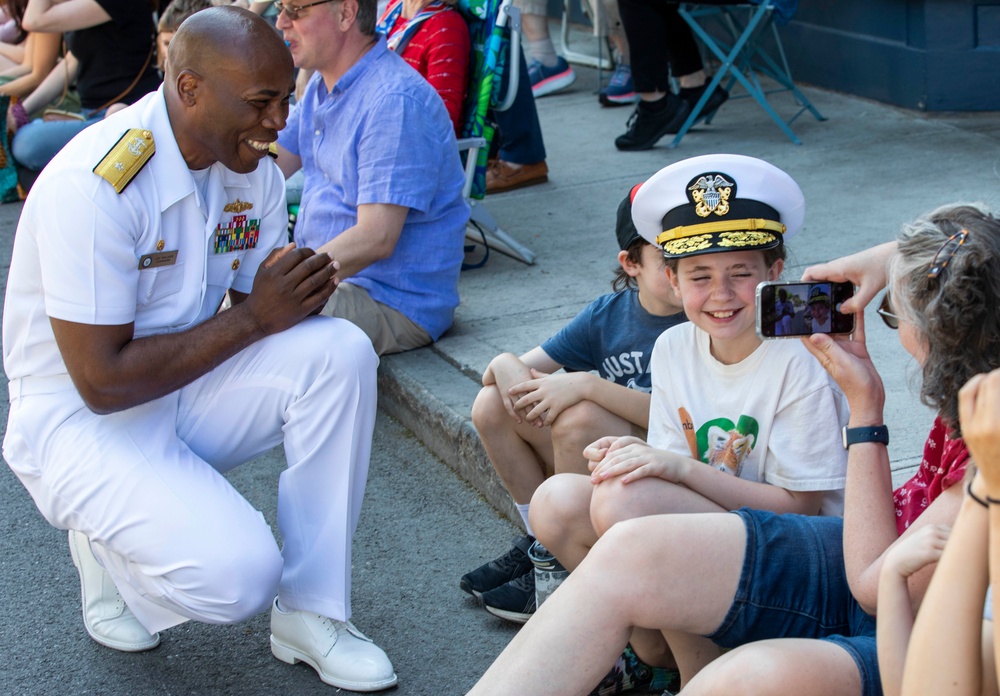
[589,644,681,696]
[614,95,691,151]
[460,536,534,598]
[679,83,729,124]
[481,568,536,623]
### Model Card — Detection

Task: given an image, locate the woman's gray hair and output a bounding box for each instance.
[889,202,1000,432]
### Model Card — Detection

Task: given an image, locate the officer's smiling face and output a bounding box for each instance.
[187,50,294,173]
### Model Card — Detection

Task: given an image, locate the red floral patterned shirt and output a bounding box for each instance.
[892,416,970,534]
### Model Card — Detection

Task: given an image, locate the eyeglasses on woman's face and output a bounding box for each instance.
[877,291,899,330]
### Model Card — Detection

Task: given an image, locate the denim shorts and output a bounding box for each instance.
[706,509,880,696]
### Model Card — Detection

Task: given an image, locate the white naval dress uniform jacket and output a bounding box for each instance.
[2,88,379,632]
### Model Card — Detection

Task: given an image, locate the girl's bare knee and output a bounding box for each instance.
[590,477,640,536]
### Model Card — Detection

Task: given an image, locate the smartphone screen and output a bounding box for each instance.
[756,281,855,338]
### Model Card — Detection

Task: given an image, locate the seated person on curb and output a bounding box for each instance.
[469,202,1000,696]
[273,0,469,356]
[884,373,1000,696]
[104,0,215,119]
[460,184,687,623]
[8,0,160,173]
[1,8,396,692]
[374,0,549,195]
[528,155,850,694]
[0,0,61,102]
[375,0,469,135]
[614,0,728,151]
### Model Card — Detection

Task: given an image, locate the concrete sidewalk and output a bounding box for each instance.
[379,52,1000,525]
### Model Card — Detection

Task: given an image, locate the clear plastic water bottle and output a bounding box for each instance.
[527,540,568,607]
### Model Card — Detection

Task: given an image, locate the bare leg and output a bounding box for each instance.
[683,639,862,696]
[521,12,551,43]
[660,629,721,685]
[530,473,598,570]
[549,400,639,476]
[468,513,745,695]
[471,385,554,504]
[590,476,725,536]
[599,0,630,63]
[590,476,727,675]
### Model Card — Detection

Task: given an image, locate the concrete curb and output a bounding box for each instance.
[377,348,521,528]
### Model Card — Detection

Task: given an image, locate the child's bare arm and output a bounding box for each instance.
[509,370,651,429]
[959,370,1000,692]
[481,348,561,422]
[878,524,950,696]
[588,442,825,514]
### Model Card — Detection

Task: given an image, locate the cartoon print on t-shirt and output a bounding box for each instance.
[695,416,759,478]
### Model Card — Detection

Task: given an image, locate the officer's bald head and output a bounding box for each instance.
[166,6,291,83]
[164,6,294,172]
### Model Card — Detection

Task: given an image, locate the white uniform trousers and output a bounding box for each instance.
[3,316,378,633]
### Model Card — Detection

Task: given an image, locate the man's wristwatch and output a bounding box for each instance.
[842,425,889,449]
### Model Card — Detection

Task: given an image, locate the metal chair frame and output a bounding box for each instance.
[670,0,825,147]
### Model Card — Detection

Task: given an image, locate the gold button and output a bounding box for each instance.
[232,259,240,271]
[156,240,165,251]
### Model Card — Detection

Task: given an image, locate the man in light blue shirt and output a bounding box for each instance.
[275,0,469,355]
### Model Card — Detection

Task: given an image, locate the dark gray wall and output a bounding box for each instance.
[781,0,1000,110]
[558,0,1000,111]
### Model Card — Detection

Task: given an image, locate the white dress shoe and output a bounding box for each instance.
[68,530,160,652]
[270,598,397,691]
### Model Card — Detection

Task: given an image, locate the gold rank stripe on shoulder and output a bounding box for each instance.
[93,128,155,194]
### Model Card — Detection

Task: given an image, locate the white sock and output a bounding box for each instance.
[525,39,559,68]
[516,503,534,537]
[274,598,290,614]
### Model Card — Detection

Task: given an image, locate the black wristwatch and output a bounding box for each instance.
[842,425,890,449]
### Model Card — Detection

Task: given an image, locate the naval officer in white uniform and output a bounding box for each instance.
[2,7,396,692]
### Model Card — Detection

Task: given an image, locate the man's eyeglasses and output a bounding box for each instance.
[274,0,338,20]
[877,291,898,330]
[927,228,969,279]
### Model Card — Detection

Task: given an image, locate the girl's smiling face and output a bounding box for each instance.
[667,250,783,364]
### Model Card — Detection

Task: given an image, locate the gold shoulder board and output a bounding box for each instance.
[93,129,155,194]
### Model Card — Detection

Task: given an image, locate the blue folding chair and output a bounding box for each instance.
[670,0,825,147]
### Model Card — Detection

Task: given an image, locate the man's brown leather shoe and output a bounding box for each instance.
[485,160,548,194]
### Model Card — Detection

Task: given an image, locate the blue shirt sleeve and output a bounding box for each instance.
[541,299,601,372]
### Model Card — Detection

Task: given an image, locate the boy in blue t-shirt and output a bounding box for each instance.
[461,184,687,623]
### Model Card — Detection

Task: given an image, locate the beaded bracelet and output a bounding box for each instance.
[9,102,29,129]
[968,480,990,508]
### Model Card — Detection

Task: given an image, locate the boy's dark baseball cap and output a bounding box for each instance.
[616,182,644,250]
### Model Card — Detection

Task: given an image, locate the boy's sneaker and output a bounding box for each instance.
[529,57,577,98]
[614,95,691,151]
[460,535,534,598]
[599,64,639,106]
[480,568,536,623]
[589,644,681,696]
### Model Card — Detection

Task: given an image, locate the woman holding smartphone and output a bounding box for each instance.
[469,201,1000,696]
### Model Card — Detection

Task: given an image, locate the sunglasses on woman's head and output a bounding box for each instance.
[877,292,898,330]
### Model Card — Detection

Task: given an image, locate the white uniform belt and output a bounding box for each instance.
[8,374,77,400]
